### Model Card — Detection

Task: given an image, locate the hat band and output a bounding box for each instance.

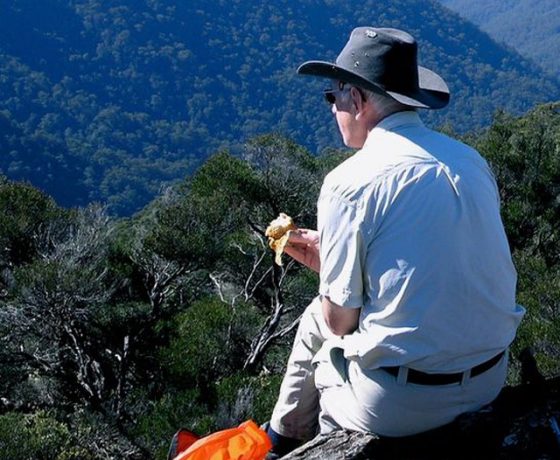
[335,56,420,94]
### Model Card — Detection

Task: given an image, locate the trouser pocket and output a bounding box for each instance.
[312,340,348,390]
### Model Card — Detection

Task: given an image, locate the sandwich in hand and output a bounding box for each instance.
[265,213,296,266]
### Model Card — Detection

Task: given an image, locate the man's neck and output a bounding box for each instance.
[365,107,412,138]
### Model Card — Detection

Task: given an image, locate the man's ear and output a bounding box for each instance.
[351,87,366,119]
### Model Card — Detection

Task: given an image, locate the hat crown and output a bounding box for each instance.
[296,26,450,109]
[335,27,419,93]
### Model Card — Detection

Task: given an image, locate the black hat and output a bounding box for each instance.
[297,27,450,110]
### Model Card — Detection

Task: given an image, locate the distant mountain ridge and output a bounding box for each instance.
[1,0,559,214]
[440,0,560,77]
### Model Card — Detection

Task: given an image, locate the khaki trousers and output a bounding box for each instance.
[270,296,508,440]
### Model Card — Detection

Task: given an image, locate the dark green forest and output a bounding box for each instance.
[2,0,560,214]
[0,104,559,459]
[440,0,560,77]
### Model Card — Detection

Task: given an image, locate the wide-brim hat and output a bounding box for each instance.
[297,27,450,110]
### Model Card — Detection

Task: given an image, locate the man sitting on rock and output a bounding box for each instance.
[265,26,525,458]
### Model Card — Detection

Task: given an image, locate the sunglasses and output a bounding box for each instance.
[324,81,348,104]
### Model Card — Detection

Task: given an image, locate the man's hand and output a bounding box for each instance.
[283,229,320,273]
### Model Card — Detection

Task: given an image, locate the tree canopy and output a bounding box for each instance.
[441,0,560,77]
[1,0,559,214]
[0,105,559,457]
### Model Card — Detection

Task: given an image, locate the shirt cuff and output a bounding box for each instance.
[319,281,362,308]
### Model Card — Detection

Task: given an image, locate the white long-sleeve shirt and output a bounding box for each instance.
[317,111,525,373]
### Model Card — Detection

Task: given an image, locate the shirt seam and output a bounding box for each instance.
[323,157,442,212]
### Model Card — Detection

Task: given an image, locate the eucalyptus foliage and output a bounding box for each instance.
[0,109,559,457]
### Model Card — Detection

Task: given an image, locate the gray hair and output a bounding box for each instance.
[359,87,413,117]
[337,82,413,117]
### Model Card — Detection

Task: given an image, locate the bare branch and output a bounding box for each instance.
[209,272,227,303]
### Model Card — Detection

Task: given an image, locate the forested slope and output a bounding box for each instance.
[1,0,559,214]
[440,0,560,77]
[0,104,559,459]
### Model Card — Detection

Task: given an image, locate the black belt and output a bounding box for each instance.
[382,351,505,386]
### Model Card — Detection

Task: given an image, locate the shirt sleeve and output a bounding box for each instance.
[318,191,365,308]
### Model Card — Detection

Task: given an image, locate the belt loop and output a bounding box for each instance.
[461,369,471,386]
[397,366,409,385]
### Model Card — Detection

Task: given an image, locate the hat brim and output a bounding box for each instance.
[297,61,450,110]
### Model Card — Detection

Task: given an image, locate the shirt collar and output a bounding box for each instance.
[363,111,424,149]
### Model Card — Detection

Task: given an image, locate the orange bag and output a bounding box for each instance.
[172,420,272,460]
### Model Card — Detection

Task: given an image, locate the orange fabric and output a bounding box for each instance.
[175,430,200,454]
[174,420,272,460]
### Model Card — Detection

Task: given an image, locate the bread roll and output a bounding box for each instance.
[265,213,296,265]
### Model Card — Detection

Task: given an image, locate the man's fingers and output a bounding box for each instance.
[283,244,320,273]
[288,228,319,245]
[283,244,305,263]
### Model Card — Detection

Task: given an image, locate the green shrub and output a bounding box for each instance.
[134,389,214,460]
[214,373,283,429]
[161,296,261,385]
[512,252,560,379]
[0,411,72,460]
